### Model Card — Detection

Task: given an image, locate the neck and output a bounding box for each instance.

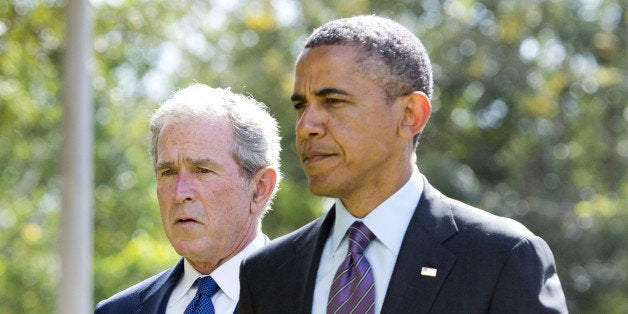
[342,164,415,218]
[188,218,259,275]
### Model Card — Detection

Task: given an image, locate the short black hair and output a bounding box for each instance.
[305,15,433,101]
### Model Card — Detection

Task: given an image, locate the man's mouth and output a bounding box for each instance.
[301,148,335,163]
[303,154,332,164]
[176,218,199,224]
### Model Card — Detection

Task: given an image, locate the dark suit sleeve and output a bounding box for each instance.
[489,236,568,313]
[94,298,136,314]
[95,289,149,314]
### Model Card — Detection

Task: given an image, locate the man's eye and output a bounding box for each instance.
[293,102,305,110]
[197,168,211,174]
[326,98,343,104]
[161,169,176,176]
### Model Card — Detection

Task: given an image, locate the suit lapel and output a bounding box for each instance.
[136,258,184,313]
[381,179,458,314]
[289,208,335,313]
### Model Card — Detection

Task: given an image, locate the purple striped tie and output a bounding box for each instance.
[327,221,376,314]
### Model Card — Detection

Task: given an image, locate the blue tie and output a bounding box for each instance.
[185,276,219,314]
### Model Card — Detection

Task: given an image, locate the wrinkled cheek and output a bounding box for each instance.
[156,188,170,213]
[158,204,171,228]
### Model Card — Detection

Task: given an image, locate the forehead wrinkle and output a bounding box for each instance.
[186,157,221,168]
[295,46,363,98]
[155,156,221,170]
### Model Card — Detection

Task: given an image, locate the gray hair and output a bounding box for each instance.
[149,84,282,214]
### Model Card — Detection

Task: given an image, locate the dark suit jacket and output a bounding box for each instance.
[239,177,568,313]
[95,258,184,314]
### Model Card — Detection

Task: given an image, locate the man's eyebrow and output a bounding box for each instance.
[155,160,174,171]
[154,158,219,170]
[187,158,219,168]
[314,88,350,97]
[291,88,351,102]
[290,93,304,103]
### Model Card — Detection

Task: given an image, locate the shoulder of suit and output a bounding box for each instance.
[245,215,324,262]
[274,216,325,242]
[95,266,173,311]
[446,197,539,247]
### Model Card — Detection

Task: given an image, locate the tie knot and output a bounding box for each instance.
[195,276,219,297]
[347,221,376,255]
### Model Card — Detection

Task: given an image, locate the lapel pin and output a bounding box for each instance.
[420,266,437,277]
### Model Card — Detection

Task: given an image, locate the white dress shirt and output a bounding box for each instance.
[312,170,423,314]
[166,232,266,314]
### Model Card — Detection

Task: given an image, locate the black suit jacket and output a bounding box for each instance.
[239,178,568,313]
[95,258,184,314]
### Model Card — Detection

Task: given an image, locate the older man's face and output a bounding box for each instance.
[155,117,258,272]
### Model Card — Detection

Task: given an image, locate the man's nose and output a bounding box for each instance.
[296,103,326,140]
[174,171,195,203]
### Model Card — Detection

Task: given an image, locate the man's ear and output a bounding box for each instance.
[398,91,431,140]
[249,167,278,215]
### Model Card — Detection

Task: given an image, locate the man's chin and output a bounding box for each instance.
[307,178,341,198]
[169,234,208,252]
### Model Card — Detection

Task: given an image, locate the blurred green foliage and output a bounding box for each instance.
[0,0,626,313]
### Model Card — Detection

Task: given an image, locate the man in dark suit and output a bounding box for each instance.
[239,15,568,313]
[96,84,282,313]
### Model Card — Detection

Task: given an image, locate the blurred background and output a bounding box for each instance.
[0,0,626,312]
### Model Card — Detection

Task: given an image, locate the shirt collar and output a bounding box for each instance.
[173,232,266,304]
[330,169,423,257]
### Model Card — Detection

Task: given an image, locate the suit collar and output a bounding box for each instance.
[136,258,184,313]
[413,176,458,243]
[381,177,458,313]
[290,207,335,254]
[285,208,335,313]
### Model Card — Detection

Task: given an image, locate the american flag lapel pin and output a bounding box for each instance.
[420,266,437,277]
